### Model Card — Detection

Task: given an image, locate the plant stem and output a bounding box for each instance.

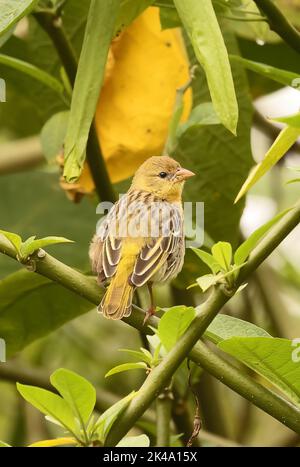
[33,12,77,86]
[156,388,173,447]
[1,201,300,439]
[253,0,300,54]
[104,200,300,445]
[171,390,201,447]
[33,10,116,203]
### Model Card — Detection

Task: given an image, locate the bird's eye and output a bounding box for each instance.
[159,172,167,179]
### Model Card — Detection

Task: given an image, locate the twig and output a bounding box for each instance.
[171,387,201,447]
[253,0,300,54]
[0,137,44,174]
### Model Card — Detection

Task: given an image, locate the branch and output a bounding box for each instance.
[105,201,300,445]
[0,137,44,175]
[253,0,300,54]
[1,201,300,440]
[156,388,173,447]
[33,10,116,203]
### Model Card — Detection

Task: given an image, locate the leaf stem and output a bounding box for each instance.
[253,0,300,54]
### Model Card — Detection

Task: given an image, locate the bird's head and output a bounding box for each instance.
[131,156,195,201]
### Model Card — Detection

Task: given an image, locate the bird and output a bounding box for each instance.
[89,155,195,323]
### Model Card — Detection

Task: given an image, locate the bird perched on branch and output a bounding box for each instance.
[89,156,195,323]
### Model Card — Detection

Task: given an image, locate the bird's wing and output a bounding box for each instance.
[89,197,124,281]
[130,205,183,287]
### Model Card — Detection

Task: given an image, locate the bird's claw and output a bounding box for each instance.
[143,307,156,326]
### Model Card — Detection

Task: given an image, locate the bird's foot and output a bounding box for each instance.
[143,307,156,326]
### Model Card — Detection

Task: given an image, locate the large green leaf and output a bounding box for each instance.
[174,0,238,133]
[0,1,90,137]
[158,306,196,351]
[219,337,300,405]
[63,0,121,182]
[50,369,96,427]
[0,0,38,38]
[235,126,300,202]
[175,31,253,249]
[0,53,66,102]
[205,314,271,344]
[0,270,94,356]
[17,383,77,435]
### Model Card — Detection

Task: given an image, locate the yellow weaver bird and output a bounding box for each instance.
[89,156,195,323]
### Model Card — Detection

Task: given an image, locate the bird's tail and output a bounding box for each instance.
[99,257,135,320]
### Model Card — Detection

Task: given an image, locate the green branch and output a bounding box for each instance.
[156,388,173,447]
[105,201,300,445]
[1,201,300,441]
[33,10,116,203]
[253,0,300,54]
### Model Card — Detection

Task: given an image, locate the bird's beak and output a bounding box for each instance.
[176,167,195,181]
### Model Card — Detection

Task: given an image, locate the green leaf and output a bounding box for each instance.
[117,434,150,447]
[94,392,136,443]
[0,440,11,447]
[159,3,181,29]
[50,369,96,427]
[41,111,70,161]
[174,30,253,265]
[17,383,77,435]
[229,55,300,89]
[158,306,196,351]
[174,0,238,133]
[190,248,220,274]
[219,337,300,405]
[272,112,300,128]
[105,362,148,378]
[234,208,292,265]
[177,102,220,138]
[196,273,218,292]
[0,1,90,137]
[235,125,300,202]
[119,348,150,363]
[286,178,300,185]
[0,54,67,103]
[63,0,121,182]
[0,0,39,39]
[19,236,73,260]
[0,270,94,356]
[211,241,232,271]
[0,229,22,253]
[205,314,271,344]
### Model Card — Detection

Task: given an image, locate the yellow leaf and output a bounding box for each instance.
[28,437,77,447]
[95,6,192,184]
